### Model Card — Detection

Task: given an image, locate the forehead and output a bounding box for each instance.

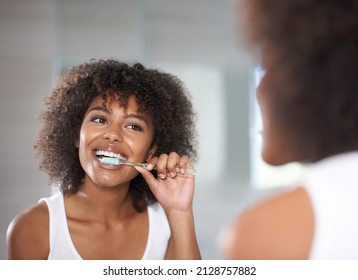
[87,94,137,110]
[86,95,153,122]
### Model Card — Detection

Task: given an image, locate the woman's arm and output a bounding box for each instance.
[164,209,201,260]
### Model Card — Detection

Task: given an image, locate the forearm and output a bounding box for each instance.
[166,210,201,260]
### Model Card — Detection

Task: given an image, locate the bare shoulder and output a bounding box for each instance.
[223,187,314,259]
[7,201,50,259]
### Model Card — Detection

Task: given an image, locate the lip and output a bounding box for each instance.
[93,145,129,158]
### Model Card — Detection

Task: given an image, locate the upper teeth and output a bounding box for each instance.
[95,150,126,160]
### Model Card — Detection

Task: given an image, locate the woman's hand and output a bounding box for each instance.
[134,152,195,213]
[135,152,201,260]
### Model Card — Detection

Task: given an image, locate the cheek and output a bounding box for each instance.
[126,131,155,162]
[257,93,286,165]
[130,140,153,162]
[78,127,88,151]
[256,71,293,164]
[77,132,88,168]
[77,125,96,167]
[260,107,297,165]
[261,126,282,165]
[259,106,277,164]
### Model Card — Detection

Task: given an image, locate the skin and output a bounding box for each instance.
[256,60,300,166]
[222,67,315,260]
[222,187,314,259]
[7,95,201,260]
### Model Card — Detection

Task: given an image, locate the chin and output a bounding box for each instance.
[261,150,296,166]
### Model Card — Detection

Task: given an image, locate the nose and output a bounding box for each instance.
[103,126,123,142]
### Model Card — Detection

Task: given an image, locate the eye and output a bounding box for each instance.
[91,115,107,124]
[126,123,143,131]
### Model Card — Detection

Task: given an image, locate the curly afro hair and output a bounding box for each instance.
[242,0,358,162]
[34,59,198,211]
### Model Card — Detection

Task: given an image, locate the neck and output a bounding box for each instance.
[75,179,136,221]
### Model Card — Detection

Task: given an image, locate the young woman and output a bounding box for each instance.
[223,0,358,259]
[7,59,201,260]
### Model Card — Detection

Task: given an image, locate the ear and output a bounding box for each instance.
[146,144,157,161]
[75,130,80,148]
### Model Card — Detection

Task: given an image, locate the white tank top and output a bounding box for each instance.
[40,192,170,260]
[302,151,358,259]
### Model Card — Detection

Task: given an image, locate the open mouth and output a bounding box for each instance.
[94,150,127,166]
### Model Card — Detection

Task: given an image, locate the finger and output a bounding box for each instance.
[146,157,158,171]
[156,153,169,179]
[178,155,191,174]
[167,152,180,177]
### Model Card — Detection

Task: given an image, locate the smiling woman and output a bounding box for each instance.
[77,96,156,192]
[6,59,201,260]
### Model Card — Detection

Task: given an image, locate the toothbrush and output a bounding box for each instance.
[99,157,196,175]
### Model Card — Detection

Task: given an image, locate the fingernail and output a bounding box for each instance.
[159,174,166,179]
[170,172,176,177]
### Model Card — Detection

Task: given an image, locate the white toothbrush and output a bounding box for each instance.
[99,157,196,175]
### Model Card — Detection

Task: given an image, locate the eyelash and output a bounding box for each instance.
[91,115,107,124]
[126,123,144,131]
[90,115,144,131]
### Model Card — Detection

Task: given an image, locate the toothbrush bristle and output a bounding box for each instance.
[100,157,122,165]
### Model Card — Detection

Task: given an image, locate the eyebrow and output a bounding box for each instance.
[87,106,111,114]
[87,106,151,125]
[126,114,151,126]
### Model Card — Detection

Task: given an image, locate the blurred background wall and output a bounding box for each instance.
[0,0,292,259]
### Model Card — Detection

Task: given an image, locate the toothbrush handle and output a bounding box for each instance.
[121,161,196,175]
[141,163,196,176]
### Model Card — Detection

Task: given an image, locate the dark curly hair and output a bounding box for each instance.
[242,0,358,162]
[34,59,197,211]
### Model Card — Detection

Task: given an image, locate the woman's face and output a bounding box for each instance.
[256,70,298,165]
[77,95,156,188]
